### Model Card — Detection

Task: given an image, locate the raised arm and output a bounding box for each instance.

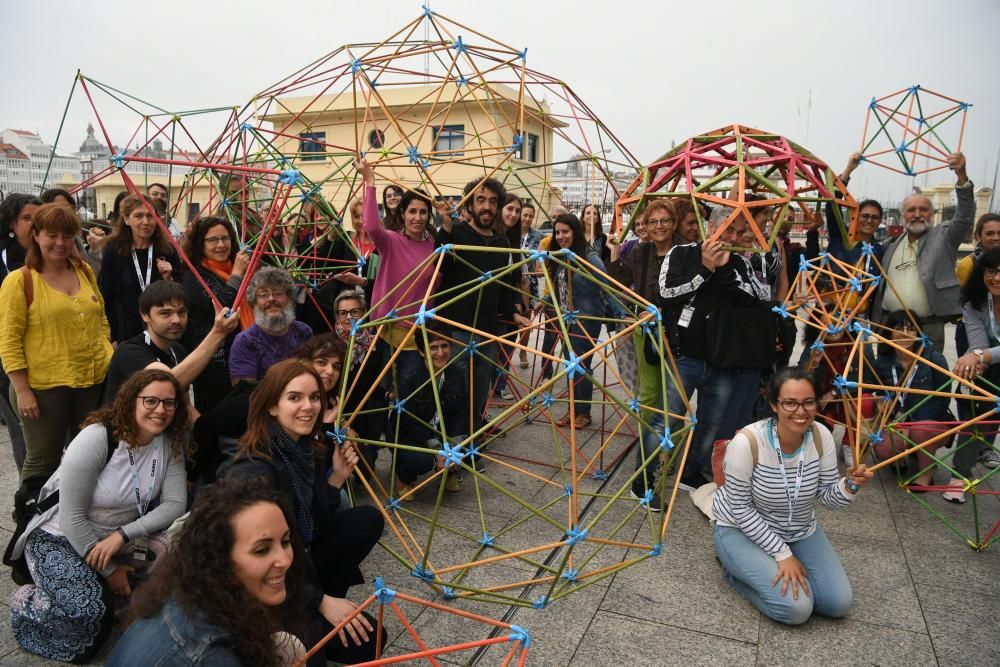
[945,152,974,250]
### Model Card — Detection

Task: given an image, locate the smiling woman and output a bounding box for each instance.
[0,203,113,485]
[224,359,385,664]
[8,369,190,662]
[108,479,307,666]
[99,194,181,344]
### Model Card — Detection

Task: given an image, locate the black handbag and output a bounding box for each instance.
[706,303,777,370]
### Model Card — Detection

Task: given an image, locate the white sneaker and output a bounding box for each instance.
[942,478,966,504]
[979,448,1000,469]
[841,444,854,467]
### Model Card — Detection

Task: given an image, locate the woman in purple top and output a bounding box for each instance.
[355,159,437,399]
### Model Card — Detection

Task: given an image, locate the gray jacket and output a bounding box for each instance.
[872,182,975,321]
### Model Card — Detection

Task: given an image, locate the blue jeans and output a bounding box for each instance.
[448,329,498,433]
[718,368,761,440]
[714,524,853,625]
[665,356,737,474]
[563,319,604,417]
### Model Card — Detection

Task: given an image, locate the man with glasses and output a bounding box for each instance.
[104,281,240,413]
[660,208,772,490]
[871,152,974,349]
[229,267,313,383]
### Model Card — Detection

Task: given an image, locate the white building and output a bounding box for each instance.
[0,128,81,196]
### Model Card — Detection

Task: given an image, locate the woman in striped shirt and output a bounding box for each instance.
[712,367,873,625]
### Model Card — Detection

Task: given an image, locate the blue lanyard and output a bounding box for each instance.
[765,419,807,530]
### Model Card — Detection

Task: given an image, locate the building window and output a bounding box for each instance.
[433,124,465,157]
[187,202,201,221]
[368,129,385,149]
[299,132,326,161]
[515,133,539,163]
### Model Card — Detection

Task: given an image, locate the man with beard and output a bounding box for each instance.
[103,281,240,406]
[228,267,313,383]
[435,178,531,435]
[872,152,973,350]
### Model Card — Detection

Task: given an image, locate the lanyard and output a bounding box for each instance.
[765,418,807,530]
[988,293,1000,343]
[132,246,153,292]
[127,442,160,517]
[144,332,178,366]
[890,359,918,407]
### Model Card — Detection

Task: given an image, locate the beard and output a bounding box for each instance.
[255,302,297,334]
[471,207,494,231]
[906,221,928,237]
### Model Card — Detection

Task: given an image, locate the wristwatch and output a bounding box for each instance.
[972,349,985,364]
[117,527,130,544]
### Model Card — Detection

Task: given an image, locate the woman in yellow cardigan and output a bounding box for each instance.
[0,204,113,485]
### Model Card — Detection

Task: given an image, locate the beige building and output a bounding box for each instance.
[257,83,562,231]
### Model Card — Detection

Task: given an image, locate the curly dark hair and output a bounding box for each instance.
[290,333,346,363]
[181,215,238,266]
[83,369,192,460]
[40,188,76,207]
[961,247,1000,311]
[128,478,306,666]
[105,194,174,256]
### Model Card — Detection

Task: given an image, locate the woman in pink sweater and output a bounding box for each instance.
[355,159,436,415]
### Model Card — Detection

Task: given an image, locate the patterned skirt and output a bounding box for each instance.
[11,530,115,663]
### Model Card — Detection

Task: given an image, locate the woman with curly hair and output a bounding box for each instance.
[98,193,181,344]
[108,479,308,666]
[225,358,385,663]
[180,215,254,411]
[8,369,190,662]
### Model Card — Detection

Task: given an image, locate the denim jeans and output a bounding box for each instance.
[718,368,761,440]
[665,356,738,474]
[714,524,853,625]
[563,319,604,417]
[448,329,498,433]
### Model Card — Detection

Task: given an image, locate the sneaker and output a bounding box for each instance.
[942,478,966,504]
[841,444,854,467]
[979,448,1000,469]
[630,477,663,512]
[494,387,514,401]
[678,469,708,493]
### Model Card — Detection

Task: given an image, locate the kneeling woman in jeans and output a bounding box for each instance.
[712,367,873,625]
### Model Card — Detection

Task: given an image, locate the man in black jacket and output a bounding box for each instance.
[435,178,531,435]
[659,210,771,489]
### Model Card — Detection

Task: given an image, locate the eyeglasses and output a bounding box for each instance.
[776,399,818,413]
[204,235,231,245]
[859,214,882,222]
[646,218,674,227]
[985,268,1000,280]
[336,308,363,318]
[138,396,179,411]
[254,289,287,301]
[894,259,916,271]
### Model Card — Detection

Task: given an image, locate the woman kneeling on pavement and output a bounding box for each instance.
[9,369,189,662]
[712,367,873,625]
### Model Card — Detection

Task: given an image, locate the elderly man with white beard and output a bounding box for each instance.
[871,152,974,350]
[228,267,313,383]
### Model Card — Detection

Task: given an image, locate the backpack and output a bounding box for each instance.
[3,424,119,585]
[711,424,824,487]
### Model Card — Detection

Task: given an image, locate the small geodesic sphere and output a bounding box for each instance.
[615,123,858,251]
[860,84,971,177]
[337,245,693,605]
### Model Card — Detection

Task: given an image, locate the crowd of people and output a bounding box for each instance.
[0,148,994,662]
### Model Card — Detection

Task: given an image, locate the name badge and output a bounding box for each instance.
[678,304,695,328]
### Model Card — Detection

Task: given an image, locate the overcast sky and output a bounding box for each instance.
[4,0,999,206]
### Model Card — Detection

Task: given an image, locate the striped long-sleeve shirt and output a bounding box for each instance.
[713,418,854,560]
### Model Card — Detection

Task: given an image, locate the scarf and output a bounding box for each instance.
[201,258,255,330]
[268,423,317,544]
[335,320,375,371]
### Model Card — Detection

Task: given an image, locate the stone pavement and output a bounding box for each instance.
[0,324,997,665]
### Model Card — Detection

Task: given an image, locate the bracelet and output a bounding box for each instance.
[117,527,130,544]
[844,478,859,494]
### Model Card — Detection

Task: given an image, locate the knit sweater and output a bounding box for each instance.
[712,419,853,561]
